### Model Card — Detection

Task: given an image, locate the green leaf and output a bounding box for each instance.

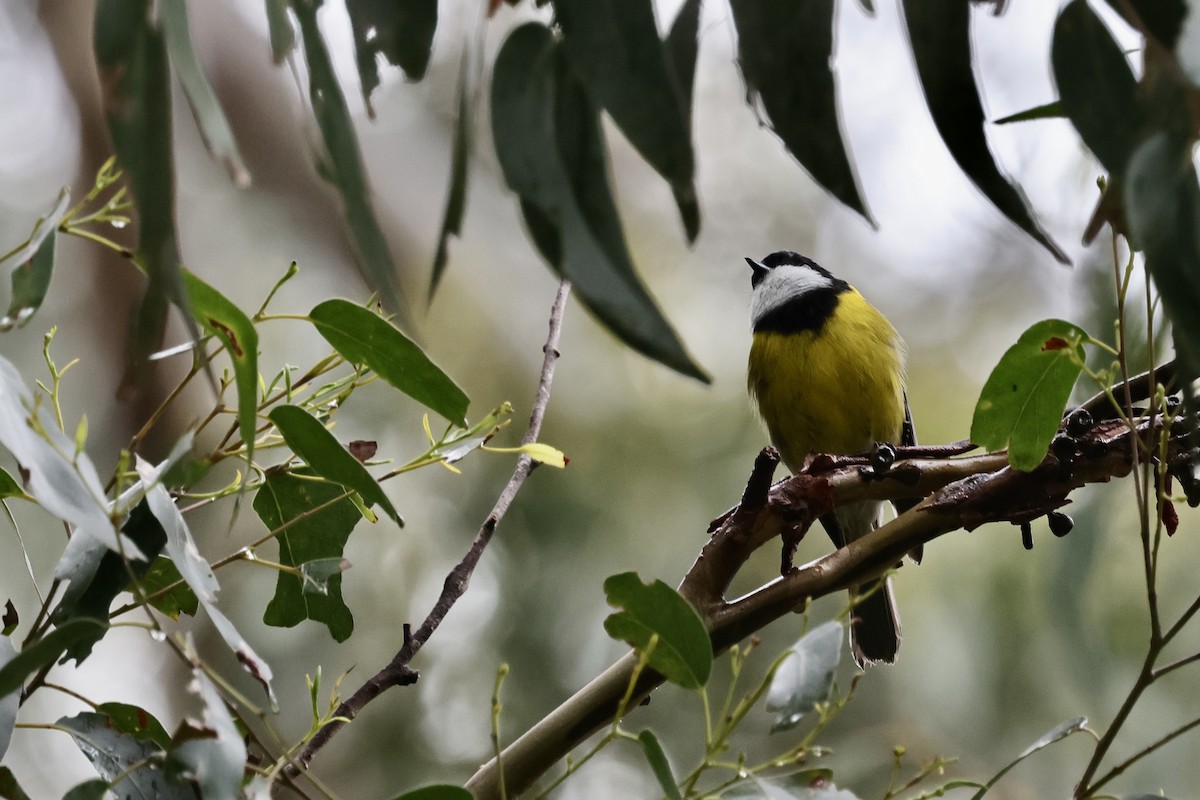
[264,0,294,62]
[0,767,32,800]
[0,638,15,760]
[254,471,360,641]
[346,0,437,114]
[0,619,107,698]
[0,188,68,331]
[96,702,172,750]
[140,556,199,619]
[970,319,1087,471]
[94,0,200,380]
[1052,1,1141,177]
[969,717,1087,800]
[309,299,469,425]
[901,0,1068,264]
[269,404,400,525]
[293,0,406,318]
[430,48,473,299]
[61,781,109,800]
[637,730,682,800]
[389,787,475,800]
[664,0,703,241]
[765,621,843,731]
[58,711,194,800]
[993,100,1064,125]
[167,670,246,800]
[0,467,24,500]
[160,0,249,186]
[491,23,709,383]
[731,0,872,223]
[183,271,258,466]
[556,0,698,240]
[602,572,711,690]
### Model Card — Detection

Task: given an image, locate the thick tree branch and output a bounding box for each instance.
[292,281,572,772]
[466,402,1185,799]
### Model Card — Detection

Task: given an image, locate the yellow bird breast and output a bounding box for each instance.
[748,289,906,472]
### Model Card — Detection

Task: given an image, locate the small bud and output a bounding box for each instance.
[1020,521,1034,550]
[1065,407,1094,437]
[1047,511,1073,537]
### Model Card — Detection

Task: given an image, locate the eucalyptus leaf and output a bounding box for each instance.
[993,100,1063,125]
[168,670,246,800]
[96,702,171,749]
[637,730,682,800]
[430,48,473,299]
[901,0,1068,264]
[389,787,475,800]
[264,0,294,62]
[0,637,16,761]
[0,188,67,331]
[765,621,843,731]
[58,711,193,800]
[346,0,437,114]
[969,717,1087,799]
[602,572,711,690]
[664,0,703,241]
[0,767,32,800]
[61,781,109,800]
[970,319,1087,471]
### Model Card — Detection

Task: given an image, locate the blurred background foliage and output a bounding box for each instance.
[2,0,1200,798]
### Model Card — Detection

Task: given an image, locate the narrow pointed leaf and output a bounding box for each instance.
[902,0,1068,263]
[970,319,1087,471]
[556,0,699,239]
[0,620,107,698]
[0,468,22,499]
[664,0,703,241]
[491,23,709,382]
[269,405,399,525]
[0,638,16,760]
[638,730,682,800]
[94,0,201,377]
[264,0,294,62]
[183,272,258,466]
[969,717,1087,799]
[1,188,68,331]
[168,670,246,800]
[0,768,33,800]
[994,101,1063,125]
[293,0,405,317]
[347,0,437,115]
[161,0,249,186]
[430,48,473,298]
[309,298,468,425]
[1052,1,1141,177]
[62,781,109,800]
[254,470,360,641]
[603,572,711,689]
[731,0,872,222]
[765,621,843,731]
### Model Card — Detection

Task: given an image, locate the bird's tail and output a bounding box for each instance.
[849,578,901,667]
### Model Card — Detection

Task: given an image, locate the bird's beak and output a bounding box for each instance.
[745,257,769,286]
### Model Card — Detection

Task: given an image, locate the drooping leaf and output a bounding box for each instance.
[254,470,360,641]
[167,670,246,800]
[664,0,703,241]
[1052,1,1142,178]
[969,717,1087,800]
[971,319,1087,471]
[0,638,16,761]
[309,299,468,425]
[183,272,258,466]
[491,23,709,382]
[346,0,437,115]
[96,702,172,750]
[0,767,32,800]
[993,100,1063,125]
[602,572,711,690]
[160,0,249,186]
[293,0,405,318]
[58,711,194,800]
[429,48,473,299]
[638,730,682,800]
[555,0,698,239]
[765,621,843,732]
[0,188,68,331]
[901,0,1069,264]
[61,781,109,800]
[270,404,400,525]
[731,0,872,223]
[389,787,475,800]
[136,460,276,705]
[264,0,295,62]
[1125,133,1200,384]
[94,0,200,381]
[0,620,107,698]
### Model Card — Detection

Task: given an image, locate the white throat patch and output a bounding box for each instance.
[750,264,836,327]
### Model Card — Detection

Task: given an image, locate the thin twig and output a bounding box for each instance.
[291,281,572,772]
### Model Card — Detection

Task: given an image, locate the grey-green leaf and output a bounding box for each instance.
[264,0,294,62]
[62,780,109,800]
[161,0,249,186]
[0,637,16,760]
[168,670,245,800]
[309,298,468,425]
[1052,1,1141,177]
[970,717,1087,799]
[58,711,194,800]
[664,0,703,241]
[430,48,473,299]
[491,23,709,383]
[901,0,1069,264]
[346,0,437,114]
[637,730,682,800]
[731,0,872,223]
[254,470,360,641]
[293,0,406,318]
[765,620,843,731]
[1,188,67,331]
[602,572,712,690]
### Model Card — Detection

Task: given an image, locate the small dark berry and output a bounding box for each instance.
[1050,434,1076,463]
[1065,408,1094,437]
[1047,511,1074,537]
